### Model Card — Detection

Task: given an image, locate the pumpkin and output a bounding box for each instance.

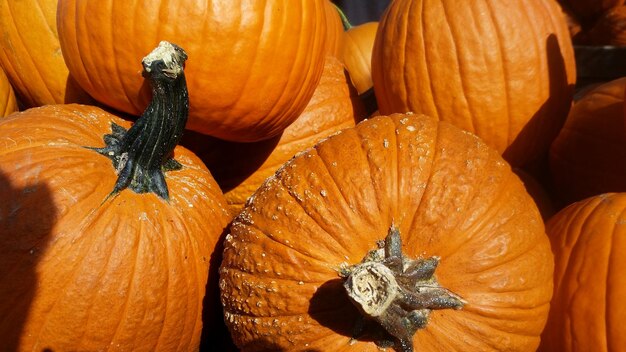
[341,21,379,95]
[579,6,626,46]
[324,0,345,57]
[183,56,365,212]
[0,0,92,107]
[219,113,553,351]
[0,42,231,351]
[565,0,625,22]
[550,77,626,204]
[539,192,626,352]
[57,0,330,142]
[0,66,17,116]
[371,0,576,169]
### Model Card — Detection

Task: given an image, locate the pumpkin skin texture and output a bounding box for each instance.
[371,0,576,169]
[0,66,17,116]
[324,0,345,57]
[550,77,626,205]
[341,21,379,95]
[0,0,92,107]
[0,104,231,351]
[219,113,554,351]
[538,193,626,352]
[184,56,365,213]
[57,0,329,142]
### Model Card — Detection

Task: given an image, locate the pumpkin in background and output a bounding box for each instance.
[341,21,378,95]
[183,56,366,212]
[372,0,576,169]
[0,42,231,351]
[220,113,553,351]
[57,0,330,142]
[539,192,626,352]
[0,66,17,116]
[565,0,624,22]
[0,0,92,107]
[550,77,626,205]
[579,6,626,46]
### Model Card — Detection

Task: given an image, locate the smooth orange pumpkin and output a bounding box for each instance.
[372,0,576,168]
[220,113,553,351]
[0,66,17,116]
[57,0,330,142]
[0,0,92,107]
[341,21,378,95]
[184,56,365,212]
[324,0,345,57]
[550,77,626,204]
[539,192,626,352]
[0,42,231,351]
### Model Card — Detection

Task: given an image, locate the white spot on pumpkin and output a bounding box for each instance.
[320,189,327,197]
[407,126,416,132]
[383,139,389,148]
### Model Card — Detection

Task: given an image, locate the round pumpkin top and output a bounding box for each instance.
[219,113,553,351]
[0,104,232,351]
[57,0,330,142]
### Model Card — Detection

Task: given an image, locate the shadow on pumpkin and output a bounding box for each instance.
[308,278,392,346]
[180,130,282,192]
[0,169,57,351]
[504,34,574,195]
[200,226,239,352]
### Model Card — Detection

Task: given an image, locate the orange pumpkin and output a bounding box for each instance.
[0,42,231,351]
[324,0,345,57]
[372,0,576,168]
[0,66,17,116]
[57,0,330,142]
[341,21,378,95]
[550,77,626,204]
[539,192,626,352]
[184,56,365,212]
[0,0,92,107]
[220,113,553,351]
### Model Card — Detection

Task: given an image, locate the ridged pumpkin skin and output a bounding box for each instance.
[372,0,576,168]
[0,66,17,116]
[220,113,553,351]
[57,0,329,142]
[0,0,91,107]
[539,193,626,352]
[324,0,345,57]
[0,105,231,351]
[550,77,626,204]
[190,56,365,212]
[341,21,378,95]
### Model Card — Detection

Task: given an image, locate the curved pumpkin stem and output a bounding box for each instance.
[332,3,353,30]
[89,41,189,201]
[340,226,465,352]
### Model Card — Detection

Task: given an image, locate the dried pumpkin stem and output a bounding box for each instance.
[341,226,465,352]
[90,41,189,200]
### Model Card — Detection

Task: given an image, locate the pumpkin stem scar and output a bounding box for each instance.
[340,226,465,352]
[86,41,189,201]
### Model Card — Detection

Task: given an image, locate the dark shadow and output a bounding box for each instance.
[180,130,282,192]
[200,226,239,352]
[504,34,574,211]
[63,73,96,105]
[0,168,57,350]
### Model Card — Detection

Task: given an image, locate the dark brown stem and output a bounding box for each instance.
[341,226,465,352]
[89,41,189,201]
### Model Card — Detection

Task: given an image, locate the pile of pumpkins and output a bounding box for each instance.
[0,0,624,351]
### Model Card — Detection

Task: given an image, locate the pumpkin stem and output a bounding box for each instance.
[340,226,465,352]
[332,3,353,30]
[89,41,189,201]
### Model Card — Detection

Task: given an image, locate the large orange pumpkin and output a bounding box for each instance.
[57,0,330,142]
[539,192,626,352]
[184,56,365,212]
[371,0,576,168]
[550,77,626,204]
[0,42,231,351]
[219,113,553,351]
[0,66,17,116]
[0,0,92,107]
